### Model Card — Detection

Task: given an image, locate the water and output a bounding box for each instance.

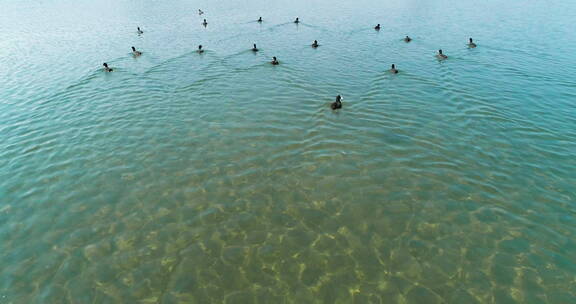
[1,0,576,302]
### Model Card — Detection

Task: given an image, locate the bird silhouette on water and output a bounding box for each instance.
[131,46,142,56]
[103,63,113,72]
[436,49,448,59]
[102,17,484,82]
[331,95,342,110]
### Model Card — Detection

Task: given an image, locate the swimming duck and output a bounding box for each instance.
[404,35,412,42]
[131,46,142,56]
[137,27,144,34]
[312,40,319,48]
[436,49,448,59]
[199,9,204,15]
[331,95,342,110]
[258,17,263,23]
[294,17,300,24]
[271,56,279,65]
[202,19,208,26]
[375,24,381,30]
[468,38,477,48]
[390,64,399,74]
[103,63,113,72]
[197,45,204,53]
[252,43,259,52]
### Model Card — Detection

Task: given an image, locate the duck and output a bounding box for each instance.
[197,45,204,53]
[198,9,204,15]
[131,46,142,56]
[468,38,477,48]
[258,17,263,23]
[404,35,412,42]
[294,17,300,24]
[331,95,342,110]
[103,63,113,72]
[252,43,259,52]
[436,49,448,59]
[202,19,208,26]
[271,56,279,65]
[375,24,381,30]
[312,40,319,48]
[137,27,144,34]
[390,64,399,74]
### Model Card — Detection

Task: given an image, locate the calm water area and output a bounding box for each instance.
[1,0,576,303]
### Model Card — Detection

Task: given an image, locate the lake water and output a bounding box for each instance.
[1,0,576,303]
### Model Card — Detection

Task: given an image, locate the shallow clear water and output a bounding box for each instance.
[1,0,576,303]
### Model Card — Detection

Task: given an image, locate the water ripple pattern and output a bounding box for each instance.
[1,0,576,303]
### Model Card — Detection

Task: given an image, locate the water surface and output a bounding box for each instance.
[1,0,576,303]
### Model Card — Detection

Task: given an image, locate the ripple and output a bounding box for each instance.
[2,0,576,303]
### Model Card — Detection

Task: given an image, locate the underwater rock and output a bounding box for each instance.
[447,289,480,304]
[224,291,255,304]
[83,240,112,262]
[221,246,248,266]
[405,286,443,304]
[257,244,279,263]
[245,230,268,245]
[300,265,323,286]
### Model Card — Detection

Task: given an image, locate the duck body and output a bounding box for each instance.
[252,44,259,52]
[271,57,279,65]
[131,46,142,56]
[375,24,381,30]
[103,63,113,72]
[137,27,144,34]
[312,40,319,48]
[436,49,448,59]
[331,95,342,110]
[390,64,399,74]
[404,36,412,42]
[468,38,477,48]
[294,18,300,24]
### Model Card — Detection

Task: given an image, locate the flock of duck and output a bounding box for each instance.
[102,11,478,110]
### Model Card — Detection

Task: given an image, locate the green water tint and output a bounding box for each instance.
[1,0,576,303]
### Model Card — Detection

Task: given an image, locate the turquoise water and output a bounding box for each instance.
[1,0,576,302]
